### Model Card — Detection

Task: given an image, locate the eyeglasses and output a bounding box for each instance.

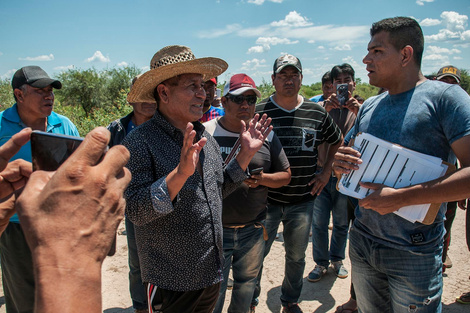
[227,94,257,105]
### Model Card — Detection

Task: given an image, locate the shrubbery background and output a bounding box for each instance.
[1,66,468,136]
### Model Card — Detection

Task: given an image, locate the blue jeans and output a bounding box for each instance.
[349,229,442,313]
[253,198,315,306]
[213,223,265,313]
[126,216,148,310]
[311,175,349,267]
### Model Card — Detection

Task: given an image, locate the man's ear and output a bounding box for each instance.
[157,84,169,104]
[401,45,414,67]
[221,96,228,106]
[13,89,24,103]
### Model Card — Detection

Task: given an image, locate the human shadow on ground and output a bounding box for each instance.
[265,273,337,313]
[104,306,133,313]
[442,301,469,312]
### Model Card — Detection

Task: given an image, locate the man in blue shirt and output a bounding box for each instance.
[333,17,470,312]
[0,65,79,313]
[309,71,334,103]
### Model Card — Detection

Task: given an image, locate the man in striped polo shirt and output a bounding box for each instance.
[252,55,342,313]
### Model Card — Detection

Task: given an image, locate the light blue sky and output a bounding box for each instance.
[1,0,469,86]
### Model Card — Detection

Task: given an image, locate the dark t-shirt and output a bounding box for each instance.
[255,96,342,205]
[204,117,290,226]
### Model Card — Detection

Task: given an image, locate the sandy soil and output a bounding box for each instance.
[0,208,469,313]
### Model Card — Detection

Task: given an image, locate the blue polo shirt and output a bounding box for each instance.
[0,103,80,223]
[309,94,324,103]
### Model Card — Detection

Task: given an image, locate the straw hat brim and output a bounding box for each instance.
[127,57,228,103]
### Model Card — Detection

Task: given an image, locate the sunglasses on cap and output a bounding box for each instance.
[227,94,257,106]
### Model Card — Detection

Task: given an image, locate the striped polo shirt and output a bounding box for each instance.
[256,95,341,204]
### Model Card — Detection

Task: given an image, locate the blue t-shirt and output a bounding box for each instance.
[310,94,323,103]
[351,80,470,251]
[0,103,80,223]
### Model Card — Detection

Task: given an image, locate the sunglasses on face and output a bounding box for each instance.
[227,94,258,105]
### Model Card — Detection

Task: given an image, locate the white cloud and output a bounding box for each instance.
[54,65,74,71]
[19,54,54,61]
[247,0,283,4]
[1,69,16,80]
[198,24,242,39]
[441,11,468,32]
[117,61,128,67]
[249,37,299,54]
[85,51,110,63]
[333,44,352,51]
[247,45,268,54]
[271,11,313,28]
[461,30,470,41]
[256,37,298,46]
[420,18,441,27]
[241,58,266,71]
[416,0,434,6]
[426,45,461,54]
[425,29,461,42]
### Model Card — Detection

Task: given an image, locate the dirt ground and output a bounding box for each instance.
[0,208,469,313]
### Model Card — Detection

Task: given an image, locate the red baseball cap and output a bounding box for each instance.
[223,73,261,97]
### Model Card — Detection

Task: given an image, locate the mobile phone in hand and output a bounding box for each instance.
[250,167,263,176]
[336,83,349,106]
[31,131,83,171]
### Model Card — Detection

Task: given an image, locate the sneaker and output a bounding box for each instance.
[332,261,348,278]
[282,303,303,313]
[307,264,327,282]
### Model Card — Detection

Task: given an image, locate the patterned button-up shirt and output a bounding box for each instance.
[123,111,247,291]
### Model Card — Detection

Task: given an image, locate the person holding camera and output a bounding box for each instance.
[308,64,359,283]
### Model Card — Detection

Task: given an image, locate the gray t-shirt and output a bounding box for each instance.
[351,80,470,251]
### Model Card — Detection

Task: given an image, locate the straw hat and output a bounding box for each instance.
[127,45,228,103]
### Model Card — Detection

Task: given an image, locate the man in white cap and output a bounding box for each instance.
[123,46,273,313]
[205,74,291,313]
[0,65,79,313]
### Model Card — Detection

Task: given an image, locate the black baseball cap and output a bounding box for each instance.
[12,66,62,90]
[273,54,302,74]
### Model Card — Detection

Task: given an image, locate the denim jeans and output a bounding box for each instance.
[253,198,315,306]
[349,229,442,313]
[311,175,349,267]
[213,223,265,313]
[126,216,148,310]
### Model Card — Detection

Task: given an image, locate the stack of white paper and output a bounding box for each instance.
[338,132,448,223]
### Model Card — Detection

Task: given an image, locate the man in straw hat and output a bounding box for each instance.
[107,74,157,313]
[123,45,273,313]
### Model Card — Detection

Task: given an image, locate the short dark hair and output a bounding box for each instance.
[321,71,332,85]
[370,17,424,67]
[331,64,355,81]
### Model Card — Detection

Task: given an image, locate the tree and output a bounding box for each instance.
[55,68,107,117]
[0,79,14,111]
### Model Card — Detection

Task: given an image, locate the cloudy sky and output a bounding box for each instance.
[0,0,468,85]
